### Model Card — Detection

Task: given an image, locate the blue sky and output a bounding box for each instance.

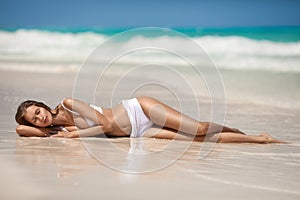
[0,0,300,28]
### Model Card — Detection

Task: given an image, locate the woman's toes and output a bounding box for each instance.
[259,132,288,144]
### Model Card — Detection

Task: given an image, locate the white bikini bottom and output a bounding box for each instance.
[121,98,153,138]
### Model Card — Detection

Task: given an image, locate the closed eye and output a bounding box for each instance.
[32,108,40,123]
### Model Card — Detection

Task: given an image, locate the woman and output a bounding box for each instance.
[15,97,286,143]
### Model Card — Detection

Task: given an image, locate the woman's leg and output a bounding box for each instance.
[138,97,243,136]
[211,132,287,143]
[143,127,287,143]
[143,126,205,142]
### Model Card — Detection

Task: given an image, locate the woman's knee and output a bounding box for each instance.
[206,133,220,142]
[197,122,209,135]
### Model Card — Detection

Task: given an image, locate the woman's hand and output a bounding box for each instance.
[47,126,63,135]
[50,131,79,138]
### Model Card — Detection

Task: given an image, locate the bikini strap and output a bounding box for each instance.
[61,98,80,116]
[89,104,103,114]
[59,126,69,132]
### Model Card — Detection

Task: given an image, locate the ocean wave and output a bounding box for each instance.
[0,29,106,62]
[0,29,300,72]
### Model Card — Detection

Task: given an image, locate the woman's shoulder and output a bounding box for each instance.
[61,97,83,109]
[60,98,80,115]
[61,97,73,107]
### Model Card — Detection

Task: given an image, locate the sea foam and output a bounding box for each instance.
[0,29,299,72]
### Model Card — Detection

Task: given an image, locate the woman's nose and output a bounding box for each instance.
[37,115,43,121]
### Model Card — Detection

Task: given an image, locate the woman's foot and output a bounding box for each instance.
[259,132,289,144]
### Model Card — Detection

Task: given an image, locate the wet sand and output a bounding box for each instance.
[1,69,300,199]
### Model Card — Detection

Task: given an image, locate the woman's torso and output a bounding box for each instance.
[64,102,132,137]
[102,103,132,137]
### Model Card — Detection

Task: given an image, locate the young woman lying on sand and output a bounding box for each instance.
[15,97,286,143]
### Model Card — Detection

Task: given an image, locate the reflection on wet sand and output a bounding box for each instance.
[15,137,106,179]
[1,132,300,199]
[14,136,179,178]
[81,136,196,173]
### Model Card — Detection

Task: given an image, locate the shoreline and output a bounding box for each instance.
[1,66,299,111]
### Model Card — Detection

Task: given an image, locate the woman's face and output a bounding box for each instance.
[24,105,53,127]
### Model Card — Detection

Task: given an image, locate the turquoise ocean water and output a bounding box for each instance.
[3,26,300,42]
[0,26,300,72]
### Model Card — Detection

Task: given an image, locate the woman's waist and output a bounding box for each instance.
[103,104,132,135]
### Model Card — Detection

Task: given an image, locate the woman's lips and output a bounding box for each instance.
[44,116,47,124]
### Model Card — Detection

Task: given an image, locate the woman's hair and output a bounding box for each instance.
[15,100,58,126]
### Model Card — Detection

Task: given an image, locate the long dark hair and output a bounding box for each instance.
[15,100,59,126]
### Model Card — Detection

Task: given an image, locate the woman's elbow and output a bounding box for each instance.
[16,125,25,136]
[104,123,113,132]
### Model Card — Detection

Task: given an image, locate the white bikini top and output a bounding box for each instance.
[60,99,103,127]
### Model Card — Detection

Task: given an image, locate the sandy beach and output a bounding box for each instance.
[1,68,300,200]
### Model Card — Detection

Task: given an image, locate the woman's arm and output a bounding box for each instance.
[16,125,53,137]
[53,98,113,138]
[51,126,108,138]
[64,126,79,132]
